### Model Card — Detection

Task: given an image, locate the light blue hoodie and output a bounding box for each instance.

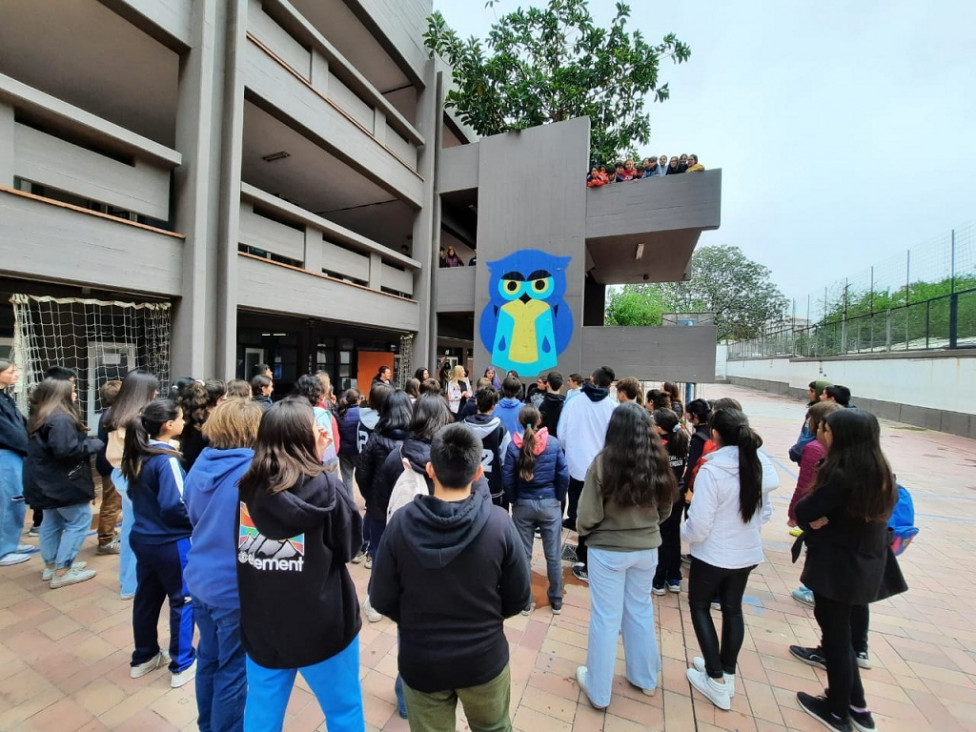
[184,446,254,608]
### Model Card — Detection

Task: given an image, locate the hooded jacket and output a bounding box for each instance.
[461,414,511,500]
[556,383,616,480]
[356,407,380,453]
[358,428,410,518]
[0,390,28,456]
[184,446,254,608]
[237,471,362,669]
[368,486,530,693]
[376,438,493,511]
[24,411,102,509]
[493,397,523,437]
[681,446,779,568]
[538,392,566,436]
[502,428,569,504]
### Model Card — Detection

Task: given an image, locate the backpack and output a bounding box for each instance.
[387,450,427,522]
[888,483,919,556]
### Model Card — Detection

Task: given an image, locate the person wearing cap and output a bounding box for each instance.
[788,380,833,464]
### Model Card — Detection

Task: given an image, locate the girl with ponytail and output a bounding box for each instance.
[502,404,569,617]
[122,399,197,688]
[650,408,690,595]
[681,408,778,711]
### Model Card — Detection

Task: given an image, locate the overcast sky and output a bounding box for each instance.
[431,0,976,306]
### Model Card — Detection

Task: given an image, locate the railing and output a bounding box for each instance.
[729,287,976,359]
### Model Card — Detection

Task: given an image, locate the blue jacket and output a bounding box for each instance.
[184,446,254,608]
[129,442,192,544]
[336,406,360,457]
[502,428,570,504]
[494,397,524,437]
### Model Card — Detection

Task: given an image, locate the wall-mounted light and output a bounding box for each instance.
[635,242,645,260]
[262,151,290,162]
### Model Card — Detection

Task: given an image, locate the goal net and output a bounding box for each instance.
[11,294,172,429]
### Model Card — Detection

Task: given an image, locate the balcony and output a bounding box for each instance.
[585,169,722,284]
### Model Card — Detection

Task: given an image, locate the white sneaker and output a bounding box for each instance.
[687,667,731,710]
[363,596,382,623]
[575,666,607,710]
[364,555,373,569]
[43,561,87,581]
[49,566,97,589]
[131,650,171,678]
[0,552,33,566]
[520,602,535,616]
[17,543,39,554]
[171,660,196,688]
[693,656,735,697]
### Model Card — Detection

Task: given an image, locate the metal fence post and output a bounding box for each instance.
[925,299,930,349]
[949,293,958,349]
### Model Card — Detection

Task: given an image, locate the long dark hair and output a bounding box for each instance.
[238,400,327,499]
[104,370,159,431]
[27,379,86,435]
[709,408,763,522]
[378,390,413,433]
[598,403,675,509]
[815,409,895,521]
[685,398,711,427]
[409,394,454,443]
[121,399,181,481]
[652,408,689,458]
[517,405,542,481]
[337,388,360,419]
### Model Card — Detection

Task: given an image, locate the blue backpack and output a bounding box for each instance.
[889,484,919,556]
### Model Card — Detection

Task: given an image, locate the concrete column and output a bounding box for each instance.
[303,226,321,273]
[368,252,382,290]
[310,50,329,95]
[171,0,223,379]
[372,108,386,145]
[0,101,14,185]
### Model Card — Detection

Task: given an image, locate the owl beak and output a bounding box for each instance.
[519,293,531,304]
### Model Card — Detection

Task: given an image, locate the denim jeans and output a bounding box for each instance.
[40,503,92,569]
[0,449,26,558]
[585,547,661,707]
[338,454,358,501]
[113,468,138,596]
[244,636,363,732]
[512,497,562,604]
[193,599,246,732]
[364,515,386,558]
[401,663,511,732]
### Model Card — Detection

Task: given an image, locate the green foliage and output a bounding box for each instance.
[604,245,789,341]
[424,0,691,163]
[823,275,976,322]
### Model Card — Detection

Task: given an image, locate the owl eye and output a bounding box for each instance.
[532,279,547,292]
[498,278,523,300]
[528,277,554,298]
[505,281,520,293]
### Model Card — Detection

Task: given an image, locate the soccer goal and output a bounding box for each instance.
[11,294,172,429]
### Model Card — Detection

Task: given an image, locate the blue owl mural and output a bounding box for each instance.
[478,249,573,377]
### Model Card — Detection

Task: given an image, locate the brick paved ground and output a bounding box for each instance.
[1,384,973,731]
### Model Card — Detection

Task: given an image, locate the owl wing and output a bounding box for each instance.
[479,302,500,352]
[552,299,575,353]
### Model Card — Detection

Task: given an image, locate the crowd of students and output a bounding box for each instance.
[0,356,908,732]
[586,153,706,187]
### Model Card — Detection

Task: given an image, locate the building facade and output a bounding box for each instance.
[0,0,720,411]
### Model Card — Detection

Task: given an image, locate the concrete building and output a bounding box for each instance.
[0,0,720,415]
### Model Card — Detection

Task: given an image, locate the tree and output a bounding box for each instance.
[424,0,691,163]
[604,246,789,341]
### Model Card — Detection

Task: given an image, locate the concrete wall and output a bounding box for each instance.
[435,266,475,313]
[581,326,718,383]
[473,117,590,378]
[725,352,976,438]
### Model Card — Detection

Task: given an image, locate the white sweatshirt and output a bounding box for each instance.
[556,389,616,480]
[680,446,779,569]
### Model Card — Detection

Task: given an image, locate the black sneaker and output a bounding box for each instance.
[790,644,827,670]
[561,544,578,562]
[850,708,875,732]
[550,599,563,615]
[572,564,588,583]
[855,650,871,670]
[562,518,576,532]
[797,692,852,731]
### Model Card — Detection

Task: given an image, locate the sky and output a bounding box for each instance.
[431,0,976,306]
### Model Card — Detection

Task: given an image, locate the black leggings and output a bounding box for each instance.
[688,557,755,678]
[814,592,867,717]
[653,499,684,586]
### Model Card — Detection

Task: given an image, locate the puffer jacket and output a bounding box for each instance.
[501,428,569,505]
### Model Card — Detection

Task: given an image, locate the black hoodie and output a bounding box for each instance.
[237,471,363,669]
[369,486,530,693]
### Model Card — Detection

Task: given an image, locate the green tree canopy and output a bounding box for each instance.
[604,245,789,341]
[424,0,691,163]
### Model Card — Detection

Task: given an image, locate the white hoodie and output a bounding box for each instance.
[680,446,779,569]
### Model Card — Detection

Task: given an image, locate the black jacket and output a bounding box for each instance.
[376,438,493,512]
[358,428,409,519]
[0,391,27,455]
[795,471,895,605]
[538,392,565,437]
[369,485,530,693]
[24,412,103,509]
[237,471,363,669]
[460,414,510,501]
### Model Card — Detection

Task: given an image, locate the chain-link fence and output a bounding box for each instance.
[729,223,976,359]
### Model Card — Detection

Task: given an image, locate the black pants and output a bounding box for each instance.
[687,557,755,678]
[564,478,587,568]
[653,499,684,586]
[813,592,867,717]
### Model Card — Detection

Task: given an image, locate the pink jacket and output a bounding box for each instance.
[788,439,826,522]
